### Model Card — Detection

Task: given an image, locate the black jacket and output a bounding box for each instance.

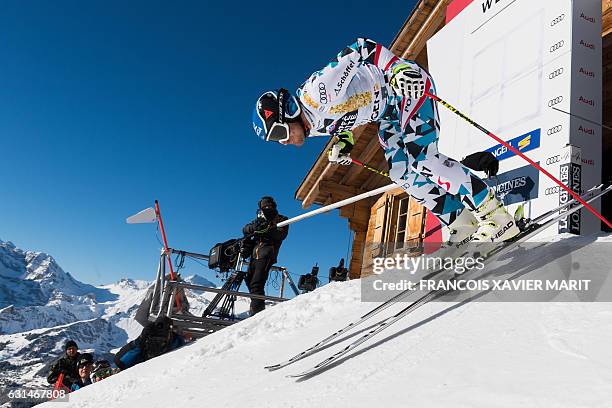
[47,352,81,387]
[242,213,288,262]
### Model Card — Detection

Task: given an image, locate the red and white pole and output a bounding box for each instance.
[154,200,182,310]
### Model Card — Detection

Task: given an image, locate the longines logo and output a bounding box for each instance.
[495,177,527,195]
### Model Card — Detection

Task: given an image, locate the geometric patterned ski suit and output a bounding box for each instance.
[297,38,491,226]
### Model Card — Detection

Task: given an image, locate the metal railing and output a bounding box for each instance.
[146,247,299,338]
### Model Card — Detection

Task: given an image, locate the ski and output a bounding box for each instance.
[287,184,612,378]
[265,184,609,372]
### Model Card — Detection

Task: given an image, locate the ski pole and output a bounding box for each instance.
[425,92,612,229]
[350,158,389,177]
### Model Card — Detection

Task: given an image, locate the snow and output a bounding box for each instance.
[42,233,612,408]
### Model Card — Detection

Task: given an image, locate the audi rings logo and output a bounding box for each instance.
[548,96,563,107]
[546,155,561,165]
[547,125,562,135]
[318,83,328,103]
[548,67,564,79]
[550,40,564,53]
[550,14,565,26]
[545,186,561,195]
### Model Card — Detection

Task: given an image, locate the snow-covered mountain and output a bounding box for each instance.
[38,233,612,408]
[0,239,217,396]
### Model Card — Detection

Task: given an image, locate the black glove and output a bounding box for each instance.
[461,151,499,177]
[243,218,270,236]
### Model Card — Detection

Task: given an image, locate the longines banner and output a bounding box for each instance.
[485,163,540,206]
[427,0,602,235]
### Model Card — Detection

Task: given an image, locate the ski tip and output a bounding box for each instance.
[264,364,281,371]
[286,372,309,379]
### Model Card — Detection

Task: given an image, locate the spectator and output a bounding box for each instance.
[47,340,81,389]
[114,316,185,370]
[90,360,119,383]
[242,196,289,315]
[70,354,94,391]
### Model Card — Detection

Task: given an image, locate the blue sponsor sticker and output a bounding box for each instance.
[485,129,541,161]
[486,163,540,205]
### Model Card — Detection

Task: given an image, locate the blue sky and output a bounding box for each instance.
[0,0,416,288]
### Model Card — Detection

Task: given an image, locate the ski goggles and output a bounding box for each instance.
[266,122,291,143]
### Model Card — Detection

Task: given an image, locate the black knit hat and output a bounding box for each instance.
[258,196,277,209]
[65,340,78,350]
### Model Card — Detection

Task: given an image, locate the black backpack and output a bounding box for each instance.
[140,317,174,360]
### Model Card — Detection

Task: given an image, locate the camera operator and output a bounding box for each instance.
[242,196,288,315]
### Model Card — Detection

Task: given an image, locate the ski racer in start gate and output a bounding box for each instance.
[252,38,520,244]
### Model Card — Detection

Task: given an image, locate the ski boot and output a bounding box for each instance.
[470,191,520,242]
[446,207,478,247]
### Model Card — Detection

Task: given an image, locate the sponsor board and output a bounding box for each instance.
[485,163,540,205]
[485,129,541,161]
[559,145,582,234]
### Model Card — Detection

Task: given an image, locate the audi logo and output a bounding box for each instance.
[547,125,562,135]
[545,186,561,195]
[546,155,561,165]
[550,40,564,53]
[548,96,563,107]
[548,67,564,79]
[318,82,328,103]
[550,14,565,27]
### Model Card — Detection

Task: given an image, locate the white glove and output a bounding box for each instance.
[390,64,426,100]
[328,144,352,165]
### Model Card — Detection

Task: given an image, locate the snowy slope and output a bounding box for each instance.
[45,234,612,408]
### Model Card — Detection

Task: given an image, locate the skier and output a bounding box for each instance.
[242,196,289,315]
[47,340,82,389]
[252,38,519,243]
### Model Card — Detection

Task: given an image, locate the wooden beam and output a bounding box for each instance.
[402,0,449,60]
[302,164,333,209]
[604,0,612,36]
[319,180,367,199]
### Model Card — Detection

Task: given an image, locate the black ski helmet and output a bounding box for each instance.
[252,89,302,142]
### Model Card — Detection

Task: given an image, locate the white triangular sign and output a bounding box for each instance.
[126,207,157,224]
